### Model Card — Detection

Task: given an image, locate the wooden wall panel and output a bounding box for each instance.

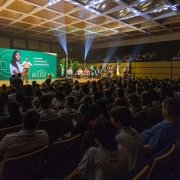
[28,41,39,50]
[0,37,10,48]
[41,42,50,52]
[13,39,26,48]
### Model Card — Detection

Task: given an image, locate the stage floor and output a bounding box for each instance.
[0,78,100,87]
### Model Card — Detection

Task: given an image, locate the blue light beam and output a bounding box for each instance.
[84,31,96,59]
[101,37,121,73]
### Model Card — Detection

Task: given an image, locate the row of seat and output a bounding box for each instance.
[2,131,95,180]
[132,140,180,180]
[131,104,163,133]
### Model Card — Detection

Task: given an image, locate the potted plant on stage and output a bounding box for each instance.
[69,58,81,74]
[59,58,66,77]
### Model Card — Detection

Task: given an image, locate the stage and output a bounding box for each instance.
[0,78,101,88]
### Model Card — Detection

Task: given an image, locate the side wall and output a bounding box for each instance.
[86,61,180,80]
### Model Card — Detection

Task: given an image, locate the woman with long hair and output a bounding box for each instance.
[128,93,142,114]
[10,51,23,75]
[20,96,34,113]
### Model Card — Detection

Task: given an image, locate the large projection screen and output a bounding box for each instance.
[0,48,57,80]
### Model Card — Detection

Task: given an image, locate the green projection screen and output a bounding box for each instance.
[0,48,57,80]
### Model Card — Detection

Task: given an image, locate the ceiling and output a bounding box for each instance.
[0,0,180,45]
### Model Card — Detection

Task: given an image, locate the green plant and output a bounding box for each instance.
[69,58,81,71]
[59,58,66,71]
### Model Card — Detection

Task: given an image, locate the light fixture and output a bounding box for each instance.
[48,0,60,6]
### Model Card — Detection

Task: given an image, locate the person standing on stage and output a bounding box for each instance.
[22,58,33,83]
[10,51,23,76]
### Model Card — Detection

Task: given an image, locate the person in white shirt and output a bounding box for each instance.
[0,108,49,177]
[8,87,16,100]
[9,51,23,75]
[57,96,76,119]
[110,106,143,171]
[77,68,83,79]
[39,96,58,120]
[22,58,33,83]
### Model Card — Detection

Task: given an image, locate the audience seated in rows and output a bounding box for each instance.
[0,108,48,177]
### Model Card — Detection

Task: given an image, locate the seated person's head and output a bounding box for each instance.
[7,100,20,115]
[80,103,90,121]
[88,117,118,151]
[40,96,50,109]
[2,84,6,91]
[49,86,54,91]
[162,98,180,122]
[110,106,131,128]
[16,92,24,103]
[82,87,89,95]
[64,88,72,96]
[64,96,75,108]
[17,73,21,78]
[23,108,40,130]
[0,92,8,105]
[104,90,112,98]
[84,96,93,104]
[87,104,100,121]
[94,91,102,102]
[114,98,126,107]
[116,88,124,98]
[56,92,65,102]
[75,85,80,91]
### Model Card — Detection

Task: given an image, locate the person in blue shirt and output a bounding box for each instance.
[140,98,180,153]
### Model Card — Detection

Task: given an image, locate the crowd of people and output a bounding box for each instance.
[0,74,180,179]
[89,52,157,63]
[172,50,180,61]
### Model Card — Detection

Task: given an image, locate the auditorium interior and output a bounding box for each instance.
[0,0,180,179]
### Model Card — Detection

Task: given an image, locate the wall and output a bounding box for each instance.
[86,61,180,80]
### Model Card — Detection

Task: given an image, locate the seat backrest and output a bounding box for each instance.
[58,113,80,138]
[154,104,163,123]
[38,116,61,145]
[80,131,96,154]
[131,112,139,127]
[145,105,159,124]
[132,165,149,180]
[0,125,22,142]
[45,134,82,179]
[2,146,48,180]
[146,144,175,180]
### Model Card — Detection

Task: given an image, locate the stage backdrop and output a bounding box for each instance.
[0,48,57,80]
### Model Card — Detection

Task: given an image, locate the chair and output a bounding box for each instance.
[131,112,139,128]
[57,113,80,138]
[2,146,48,180]
[44,134,82,179]
[154,104,163,123]
[132,165,149,180]
[146,144,175,180]
[145,105,159,126]
[38,116,61,145]
[80,131,97,156]
[73,102,83,111]
[135,109,149,133]
[0,125,22,141]
[34,100,40,109]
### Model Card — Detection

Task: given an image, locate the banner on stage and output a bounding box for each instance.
[0,48,57,80]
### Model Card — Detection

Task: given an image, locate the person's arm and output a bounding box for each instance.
[143,144,154,154]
